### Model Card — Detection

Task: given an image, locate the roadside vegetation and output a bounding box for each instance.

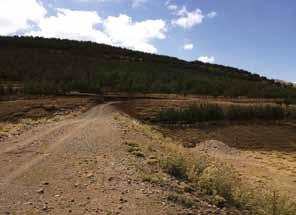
[154,104,296,123]
[122,116,296,215]
[158,144,296,215]
[127,125,296,215]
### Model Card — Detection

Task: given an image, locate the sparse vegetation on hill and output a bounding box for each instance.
[1,36,296,98]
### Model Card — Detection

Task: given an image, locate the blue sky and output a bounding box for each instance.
[0,0,295,82]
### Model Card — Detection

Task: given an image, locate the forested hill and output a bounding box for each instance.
[0,36,295,98]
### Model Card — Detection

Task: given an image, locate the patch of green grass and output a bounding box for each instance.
[167,193,195,208]
[132,151,145,157]
[141,172,166,184]
[124,141,139,148]
[125,141,145,158]
[160,152,188,180]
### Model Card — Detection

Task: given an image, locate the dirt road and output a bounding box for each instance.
[0,103,168,215]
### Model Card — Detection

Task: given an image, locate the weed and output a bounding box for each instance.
[132,151,145,158]
[125,141,145,158]
[160,152,188,180]
[141,172,166,184]
[167,193,194,208]
[124,141,139,148]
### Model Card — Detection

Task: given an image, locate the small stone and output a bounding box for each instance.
[36,188,44,194]
[42,204,48,211]
[24,202,33,206]
[86,173,94,178]
[119,198,127,203]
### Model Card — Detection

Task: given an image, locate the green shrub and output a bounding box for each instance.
[198,165,240,204]
[283,98,296,106]
[227,105,285,120]
[160,153,188,180]
[155,104,289,124]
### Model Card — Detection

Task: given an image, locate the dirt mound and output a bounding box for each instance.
[194,139,239,156]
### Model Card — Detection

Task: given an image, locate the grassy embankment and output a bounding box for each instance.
[116,104,296,215]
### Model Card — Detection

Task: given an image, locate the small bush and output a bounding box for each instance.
[125,141,145,157]
[160,153,188,180]
[198,165,239,204]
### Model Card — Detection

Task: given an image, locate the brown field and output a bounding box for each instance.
[115,97,296,199]
[0,96,97,140]
[114,97,289,120]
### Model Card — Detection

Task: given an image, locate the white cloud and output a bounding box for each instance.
[183,43,194,50]
[27,9,112,44]
[207,11,217,18]
[171,6,204,29]
[23,8,166,53]
[0,0,166,53]
[103,14,167,53]
[0,0,46,35]
[198,56,215,63]
[77,0,147,8]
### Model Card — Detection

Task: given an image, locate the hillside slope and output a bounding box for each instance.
[0,36,295,98]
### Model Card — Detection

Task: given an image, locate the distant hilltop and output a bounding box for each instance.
[274,79,296,88]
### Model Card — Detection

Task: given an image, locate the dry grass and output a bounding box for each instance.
[117,113,296,215]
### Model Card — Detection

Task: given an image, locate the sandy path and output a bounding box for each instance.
[0,103,168,215]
